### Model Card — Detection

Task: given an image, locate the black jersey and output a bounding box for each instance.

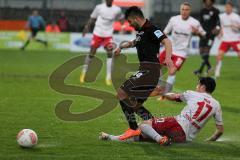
[200,7,220,36]
[135,20,167,63]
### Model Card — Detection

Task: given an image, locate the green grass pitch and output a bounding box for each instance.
[0,49,240,160]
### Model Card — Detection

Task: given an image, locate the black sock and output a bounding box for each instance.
[135,105,153,120]
[22,39,30,49]
[36,39,47,45]
[119,100,138,130]
[203,54,211,70]
[199,54,206,73]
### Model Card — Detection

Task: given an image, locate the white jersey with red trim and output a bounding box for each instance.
[175,90,223,141]
[164,15,206,58]
[220,12,240,42]
[91,3,122,37]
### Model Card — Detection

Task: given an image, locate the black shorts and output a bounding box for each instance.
[199,36,215,48]
[120,62,160,102]
[31,28,39,37]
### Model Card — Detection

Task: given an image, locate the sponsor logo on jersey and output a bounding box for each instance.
[154,30,163,38]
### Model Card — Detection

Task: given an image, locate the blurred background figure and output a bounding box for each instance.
[20,10,47,50]
[214,1,240,78]
[57,11,69,32]
[80,0,123,86]
[46,21,61,33]
[194,0,220,76]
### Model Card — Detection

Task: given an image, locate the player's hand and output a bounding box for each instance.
[231,24,240,32]
[114,47,121,56]
[82,26,88,37]
[164,57,174,72]
[191,26,199,35]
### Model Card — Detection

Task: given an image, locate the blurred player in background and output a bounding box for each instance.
[100,77,224,145]
[20,10,47,50]
[214,1,240,78]
[80,0,123,85]
[159,2,206,93]
[194,0,220,76]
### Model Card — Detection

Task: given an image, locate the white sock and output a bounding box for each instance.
[109,135,121,141]
[106,58,112,80]
[108,135,137,142]
[139,124,162,143]
[215,61,222,77]
[82,55,93,74]
[165,75,176,93]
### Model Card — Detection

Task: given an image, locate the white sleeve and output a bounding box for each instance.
[214,105,223,125]
[180,90,192,103]
[198,22,206,36]
[237,15,240,25]
[194,20,206,36]
[164,17,173,35]
[90,5,100,19]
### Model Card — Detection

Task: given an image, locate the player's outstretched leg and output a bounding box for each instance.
[214,50,224,78]
[194,48,212,76]
[20,39,31,50]
[106,54,112,86]
[139,122,171,146]
[99,132,139,142]
[35,39,48,47]
[80,47,97,83]
[104,42,115,86]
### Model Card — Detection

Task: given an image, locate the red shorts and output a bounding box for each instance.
[152,117,186,143]
[159,50,186,70]
[91,34,113,48]
[219,41,240,53]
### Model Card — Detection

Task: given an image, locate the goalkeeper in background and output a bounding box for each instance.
[20,10,48,50]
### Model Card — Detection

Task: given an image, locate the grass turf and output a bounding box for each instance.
[0,49,240,160]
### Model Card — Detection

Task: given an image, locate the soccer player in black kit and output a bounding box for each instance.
[113,6,173,144]
[194,0,220,75]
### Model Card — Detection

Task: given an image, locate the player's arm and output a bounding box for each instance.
[82,18,96,37]
[163,17,173,35]
[207,105,224,141]
[191,24,206,38]
[163,93,183,102]
[231,15,240,31]
[114,40,136,56]
[161,38,174,71]
[212,9,221,35]
[40,16,46,30]
[82,5,99,37]
[206,125,224,141]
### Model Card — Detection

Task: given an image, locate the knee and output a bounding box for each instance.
[169,68,177,76]
[139,120,152,129]
[216,52,224,61]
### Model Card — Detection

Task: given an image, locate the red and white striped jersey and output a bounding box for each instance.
[175,90,223,141]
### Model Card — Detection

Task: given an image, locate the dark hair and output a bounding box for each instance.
[199,77,216,93]
[203,0,215,4]
[226,0,233,7]
[125,6,144,19]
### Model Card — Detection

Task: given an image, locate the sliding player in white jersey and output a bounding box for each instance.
[81,0,123,85]
[100,77,224,145]
[159,2,206,93]
[214,1,240,78]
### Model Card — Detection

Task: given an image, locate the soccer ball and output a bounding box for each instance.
[16,129,38,148]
